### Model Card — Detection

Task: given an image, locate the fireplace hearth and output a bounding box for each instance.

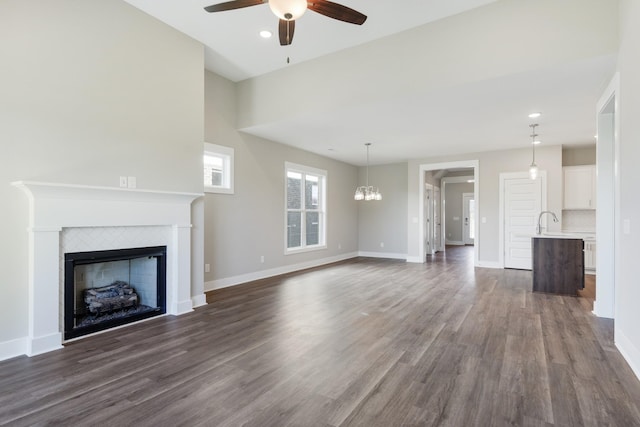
[64,246,167,340]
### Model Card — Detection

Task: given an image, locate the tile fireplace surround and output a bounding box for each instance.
[11,181,204,357]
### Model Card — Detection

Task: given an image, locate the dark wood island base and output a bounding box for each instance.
[532,237,584,296]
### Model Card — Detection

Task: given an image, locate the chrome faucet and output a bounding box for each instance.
[536,211,559,235]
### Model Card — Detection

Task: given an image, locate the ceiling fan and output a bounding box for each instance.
[204,0,367,46]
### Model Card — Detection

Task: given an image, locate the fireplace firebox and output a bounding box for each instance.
[64,246,167,340]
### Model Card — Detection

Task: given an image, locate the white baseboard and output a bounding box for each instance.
[28,333,63,357]
[191,294,207,308]
[357,251,407,260]
[616,329,640,382]
[0,337,28,362]
[445,240,465,246]
[205,252,359,291]
[406,256,423,263]
[173,299,195,316]
[476,260,502,269]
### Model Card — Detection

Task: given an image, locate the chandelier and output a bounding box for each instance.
[354,143,382,201]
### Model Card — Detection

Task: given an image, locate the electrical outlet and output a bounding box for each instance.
[127,176,137,189]
[338,243,342,249]
[260,255,265,263]
[119,176,128,188]
[204,263,210,273]
[380,242,384,248]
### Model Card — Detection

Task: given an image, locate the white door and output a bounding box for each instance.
[504,177,542,270]
[434,187,442,252]
[424,184,433,257]
[463,193,475,245]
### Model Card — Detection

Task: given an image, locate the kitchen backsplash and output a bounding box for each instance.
[562,210,596,232]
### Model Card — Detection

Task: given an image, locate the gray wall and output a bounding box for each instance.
[203,71,359,287]
[445,182,474,243]
[0,1,204,346]
[357,163,408,256]
[563,145,597,166]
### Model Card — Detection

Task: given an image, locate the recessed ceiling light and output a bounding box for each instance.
[528,112,542,119]
[532,140,541,145]
[259,30,272,39]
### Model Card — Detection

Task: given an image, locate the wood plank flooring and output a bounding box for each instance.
[1,246,639,426]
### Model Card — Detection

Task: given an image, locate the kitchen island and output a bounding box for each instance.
[532,235,584,296]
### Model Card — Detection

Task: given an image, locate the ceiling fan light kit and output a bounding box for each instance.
[269,0,307,20]
[204,0,367,46]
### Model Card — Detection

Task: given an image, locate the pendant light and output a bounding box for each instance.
[354,143,382,201]
[529,123,539,180]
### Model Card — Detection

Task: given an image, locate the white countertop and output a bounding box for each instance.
[532,232,596,241]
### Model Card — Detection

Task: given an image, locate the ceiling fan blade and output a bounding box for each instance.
[279,19,295,46]
[307,0,367,25]
[204,0,265,13]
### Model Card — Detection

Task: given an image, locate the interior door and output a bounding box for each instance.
[463,192,475,245]
[434,187,442,252]
[504,177,542,270]
[424,184,433,257]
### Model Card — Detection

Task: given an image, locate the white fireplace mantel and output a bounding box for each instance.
[12,181,204,356]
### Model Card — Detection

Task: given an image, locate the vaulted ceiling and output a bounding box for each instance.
[124,0,618,165]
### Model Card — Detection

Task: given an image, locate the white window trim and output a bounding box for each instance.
[204,142,234,194]
[284,161,327,255]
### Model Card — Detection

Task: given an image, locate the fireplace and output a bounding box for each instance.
[11,181,205,357]
[64,246,167,340]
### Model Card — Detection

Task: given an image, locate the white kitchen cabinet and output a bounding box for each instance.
[584,240,596,271]
[563,165,596,209]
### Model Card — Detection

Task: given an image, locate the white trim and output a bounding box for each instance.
[0,337,28,362]
[498,171,547,269]
[593,72,619,320]
[445,240,465,246]
[358,251,407,260]
[616,330,640,382]
[205,252,358,291]
[406,256,423,263]
[416,161,479,267]
[476,261,502,269]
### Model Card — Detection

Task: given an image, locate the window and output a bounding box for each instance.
[285,162,327,253]
[204,143,234,194]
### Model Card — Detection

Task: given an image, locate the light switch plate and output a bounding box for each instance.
[119,176,128,188]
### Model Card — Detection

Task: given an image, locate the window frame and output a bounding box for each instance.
[284,162,327,255]
[203,142,234,194]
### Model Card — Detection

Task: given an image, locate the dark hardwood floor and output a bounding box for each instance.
[1,246,639,426]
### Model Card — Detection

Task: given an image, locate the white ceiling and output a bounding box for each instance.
[124,0,498,81]
[123,0,614,166]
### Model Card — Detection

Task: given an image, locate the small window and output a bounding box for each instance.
[285,162,327,254]
[204,143,234,194]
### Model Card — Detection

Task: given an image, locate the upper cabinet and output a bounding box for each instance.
[563,165,596,210]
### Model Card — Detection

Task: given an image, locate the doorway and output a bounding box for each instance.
[463,192,475,245]
[416,161,479,266]
[424,183,434,257]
